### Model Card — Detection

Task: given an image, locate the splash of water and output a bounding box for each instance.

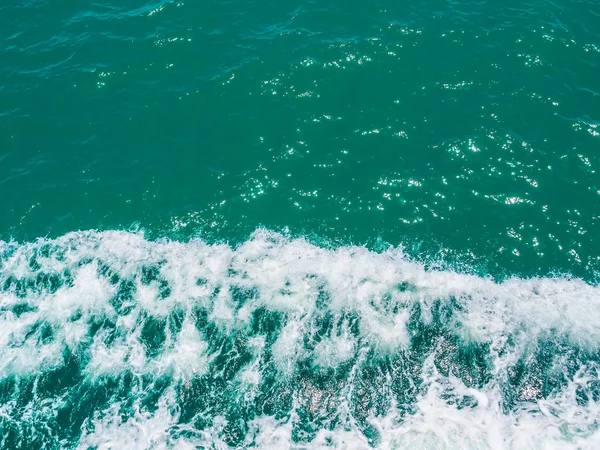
[1,230,599,448]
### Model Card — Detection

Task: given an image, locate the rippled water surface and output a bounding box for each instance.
[1,0,600,448]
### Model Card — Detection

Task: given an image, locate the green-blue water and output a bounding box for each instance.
[1,0,600,448]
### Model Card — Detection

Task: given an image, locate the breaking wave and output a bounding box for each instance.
[1,229,599,448]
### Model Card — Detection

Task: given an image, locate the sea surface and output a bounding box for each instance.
[1,0,600,448]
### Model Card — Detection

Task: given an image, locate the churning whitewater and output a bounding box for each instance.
[1,229,599,449]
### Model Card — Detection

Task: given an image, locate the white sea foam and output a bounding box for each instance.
[75,360,600,450]
[312,321,356,370]
[1,229,599,448]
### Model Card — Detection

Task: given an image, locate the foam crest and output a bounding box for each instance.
[1,229,599,448]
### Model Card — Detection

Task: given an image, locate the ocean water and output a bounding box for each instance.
[1,0,600,448]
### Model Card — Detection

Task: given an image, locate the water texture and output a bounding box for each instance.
[1,0,600,448]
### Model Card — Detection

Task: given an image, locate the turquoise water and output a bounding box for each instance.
[1,0,600,448]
